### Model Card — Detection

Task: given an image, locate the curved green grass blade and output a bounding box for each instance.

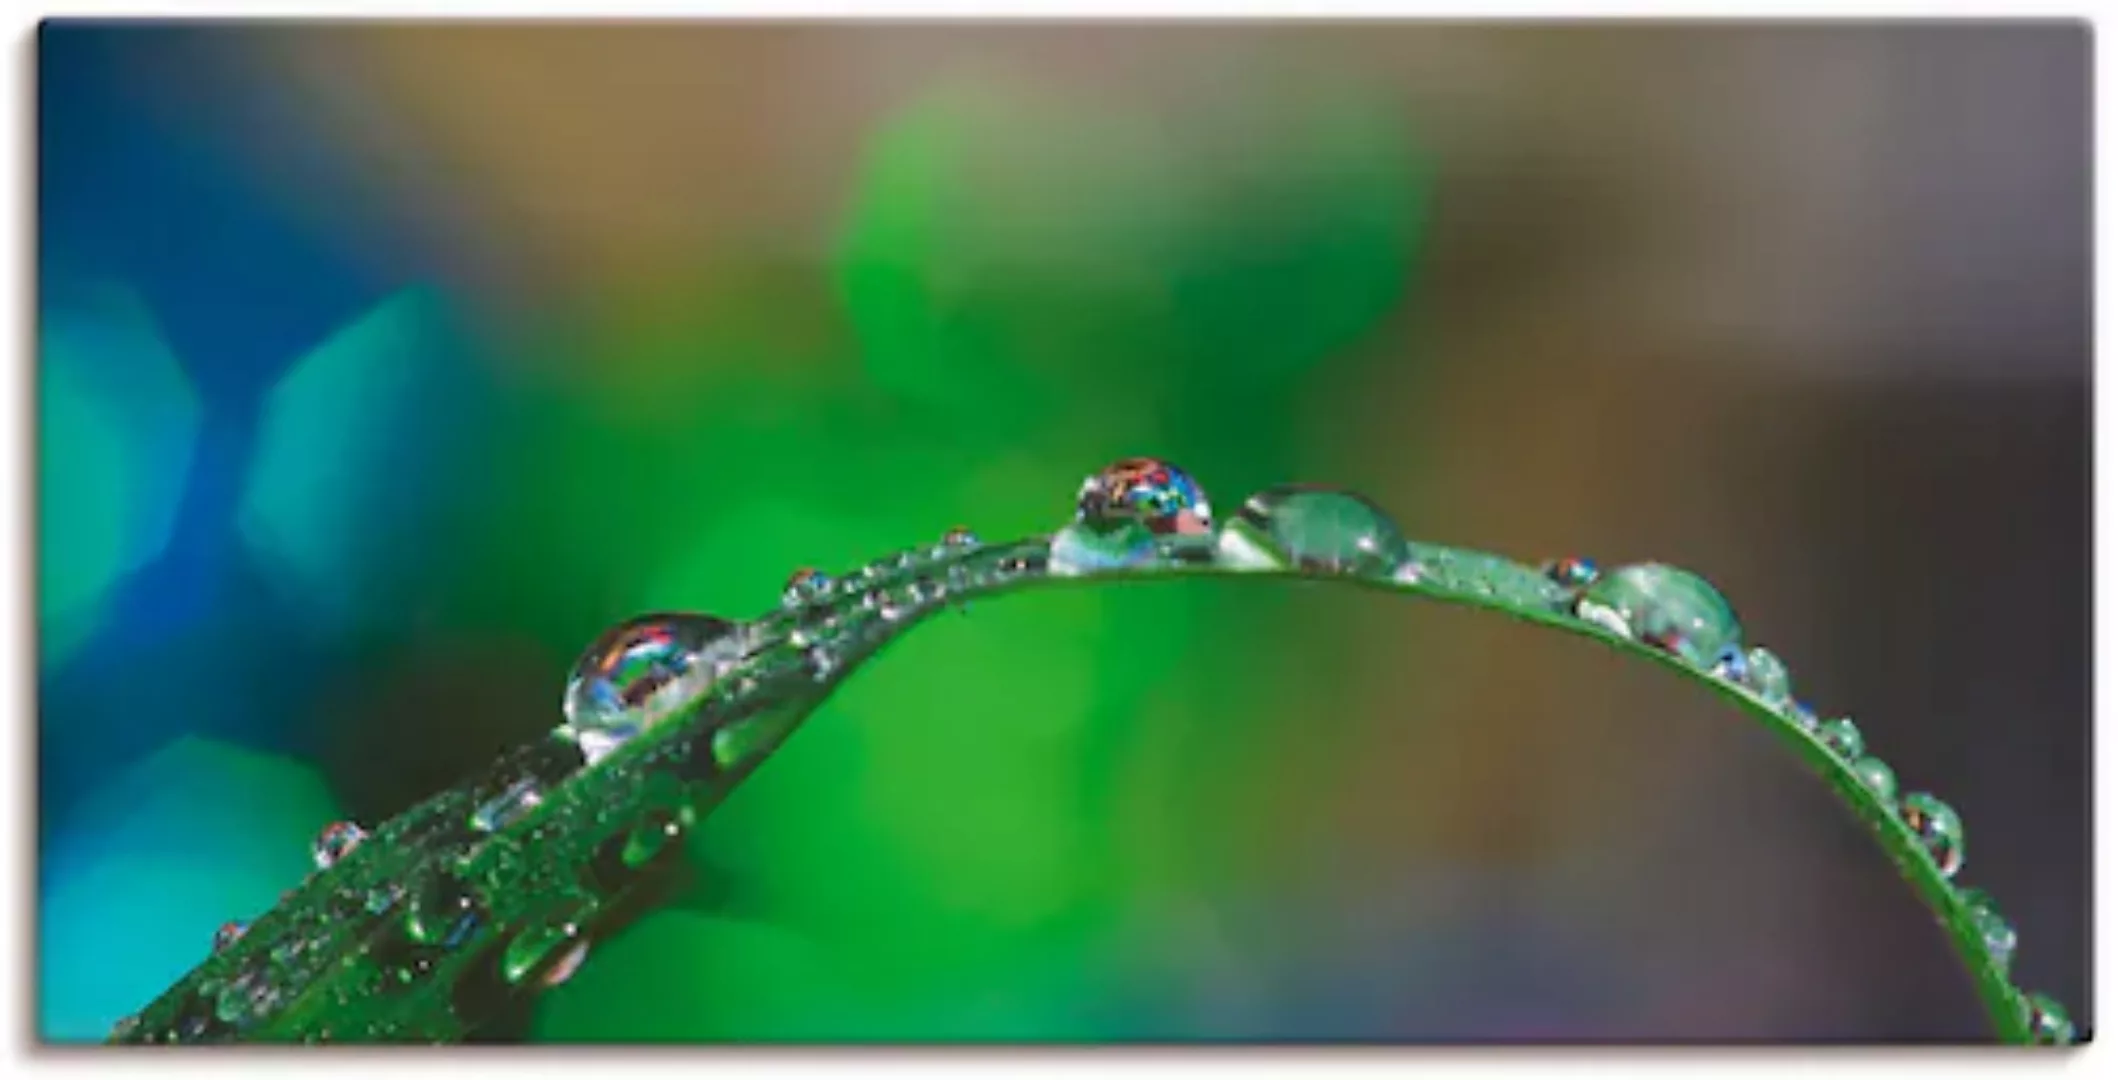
[106,474,2073,1046]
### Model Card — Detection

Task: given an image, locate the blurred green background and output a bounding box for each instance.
[37,22,2087,1041]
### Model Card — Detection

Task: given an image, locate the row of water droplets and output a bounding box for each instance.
[133,454,2072,1043]
[1029,456,2075,1044]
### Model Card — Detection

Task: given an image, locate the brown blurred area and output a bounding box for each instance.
[133,22,2085,1037]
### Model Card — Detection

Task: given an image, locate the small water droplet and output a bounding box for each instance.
[561,613,746,764]
[406,872,482,949]
[940,525,979,549]
[1739,646,1792,704]
[1957,887,2018,973]
[1075,456,1214,537]
[1816,716,1863,760]
[1899,792,1965,879]
[782,567,832,607]
[502,918,585,986]
[1232,484,1406,578]
[2025,992,2075,1044]
[1572,563,1742,668]
[622,810,685,870]
[1851,756,1898,801]
[312,820,368,870]
[212,919,249,952]
[542,940,591,987]
[1710,644,1748,683]
[1542,556,1600,589]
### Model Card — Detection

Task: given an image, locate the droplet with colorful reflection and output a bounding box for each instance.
[2025,992,2076,1044]
[1051,458,1215,575]
[781,568,832,607]
[1572,563,1742,669]
[1232,485,1406,577]
[1899,792,1966,879]
[561,614,745,764]
[211,920,249,953]
[1542,556,1600,589]
[1074,457,1214,537]
[311,821,368,870]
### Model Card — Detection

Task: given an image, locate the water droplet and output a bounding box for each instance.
[1899,792,1965,879]
[406,872,482,949]
[1739,646,1792,704]
[1572,563,1741,668]
[782,567,832,607]
[622,810,685,871]
[212,919,249,952]
[1816,716,1863,760]
[1957,887,2018,973]
[1851,756,1898,801]
[470,777,544,834]
[502,918,586,986]
[1542,556,1600,589]
[1231,485,1406,577]
[312,820,367,870]
[2025,992,2075,1044]
[940,525,979,549]
[561,613,746,764]
[542,939,591,987]
[1786,700,1820,733]
[1075,457,1214,537]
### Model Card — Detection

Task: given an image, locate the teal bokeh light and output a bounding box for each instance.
[38,284,201,667]
[237,287,486,634]
[38,736,344,1041]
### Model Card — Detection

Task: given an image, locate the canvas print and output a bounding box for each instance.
[35,20,2089,1044]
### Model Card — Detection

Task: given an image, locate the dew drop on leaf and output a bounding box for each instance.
[2025,992,2075,1044]
[561,613,746,764]
[1571,563,1742,668]
[312,820,367,870]
[1851,756,1898,801]
[1816,716,1864,761]
[1899,791,1966,879]
[1232,484,1406,578]
[1957,887,2018,974]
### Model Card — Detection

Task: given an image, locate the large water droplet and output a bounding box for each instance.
[561,613,746,764]
[1957,887,2018,973]
[312,820,367,870]
[1075,457,1213,537]
[1572,563,1741,668]
[1816,716,1864,761]
[1851,756,1898,801]
[2025,992,2075,1044]
[1899,792,1965,879]
[1231,484,1406,577]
